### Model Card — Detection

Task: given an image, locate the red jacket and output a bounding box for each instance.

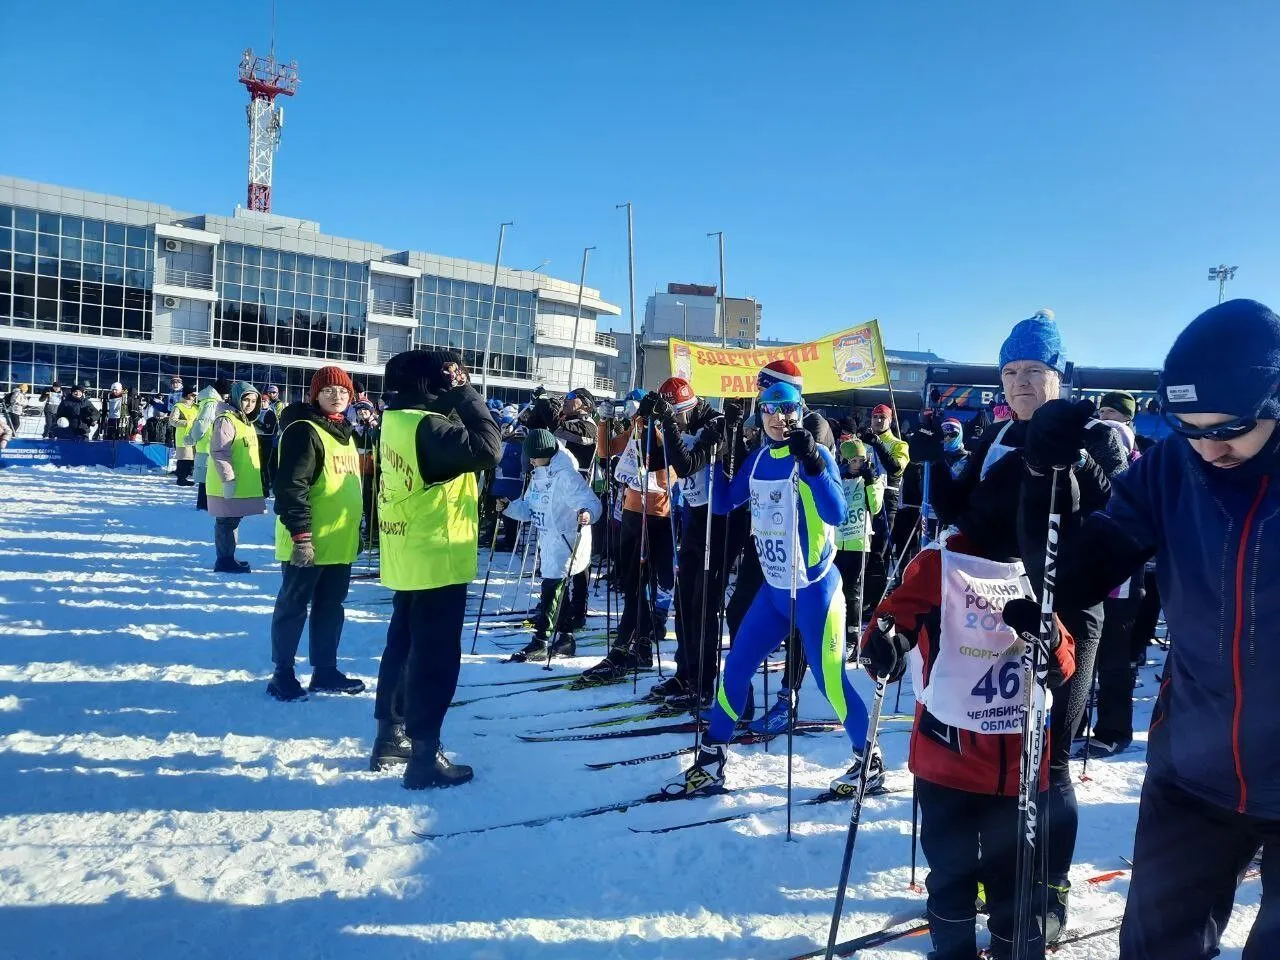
[863,533,1076,796]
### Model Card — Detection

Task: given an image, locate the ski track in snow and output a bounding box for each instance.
[0,466,1260,959]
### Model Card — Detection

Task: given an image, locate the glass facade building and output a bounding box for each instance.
[0,177,621,404]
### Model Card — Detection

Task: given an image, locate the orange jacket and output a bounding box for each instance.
[598,420,677,518]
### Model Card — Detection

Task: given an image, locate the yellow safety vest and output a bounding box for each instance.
[205,412,263,500]
[377,409,479,591]
[274,420,363,565]
[194,396,220,455]
[173,401,199,447]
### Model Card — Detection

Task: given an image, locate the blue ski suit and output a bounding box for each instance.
[707,439,869,748]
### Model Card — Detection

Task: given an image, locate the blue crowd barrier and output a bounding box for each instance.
[0,439,171,470]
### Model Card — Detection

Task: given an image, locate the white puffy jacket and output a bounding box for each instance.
[504,447,601,577]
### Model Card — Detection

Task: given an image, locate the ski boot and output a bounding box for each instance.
[646,676,685,703]
[308,668,366,694]
[549,632,576,658]
[266,670,307,702]
[508,638,548,663]
[748,689,794,735]
[403,739,474,790]
[829,744,885,796]
[661,742,728,798]
[577,640,652,686]
[664,684,707,712]
[370,720,412,771]
[1071,735,1130,760]
[1038,882,1070,944]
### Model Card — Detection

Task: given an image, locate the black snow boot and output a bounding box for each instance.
[403,739,474,790]
[370,720,412,771]
[267,671,307,702]
[308,668,366,695]
[549,633,576,658]
[214,557,250,574]
[646,676,685,702]
[508,638,548,663]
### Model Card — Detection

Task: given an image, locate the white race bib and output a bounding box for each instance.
[747,454,832,591]
[526,471,553,537]
[837,477,868,544]
[613,438,663,495]
[911,547,1043,734]
[678,432,710,508]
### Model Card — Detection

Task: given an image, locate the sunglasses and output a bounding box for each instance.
[1161,381,1277,442]
[760,401,802,417]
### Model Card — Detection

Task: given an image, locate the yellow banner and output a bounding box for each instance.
[668,321,889,398]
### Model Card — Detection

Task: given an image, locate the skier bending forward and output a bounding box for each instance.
[665,381,874,797]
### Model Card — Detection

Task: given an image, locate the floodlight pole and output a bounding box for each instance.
[1208,264,1239,304]
[708,231,726,347]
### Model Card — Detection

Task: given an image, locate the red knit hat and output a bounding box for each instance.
[872,403,893,418]
[658,377,697,412]
[756,359,803,391]
[311,365,355,404]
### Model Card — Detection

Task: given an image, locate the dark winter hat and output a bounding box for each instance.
[1161,299,1280,421]
[213,378,233,398]
[523,428,558,461]
[567,388,597,414]
[390,349,465,397]
[1098,391,1137,421]
[998,309,1066,374]
[310,365,355,404]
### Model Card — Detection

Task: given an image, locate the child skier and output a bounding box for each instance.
[860,487,1077,960]
[834,437,885,650]
[665,381,873,797]
[501,429,601,662]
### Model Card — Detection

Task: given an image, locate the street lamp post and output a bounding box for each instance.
[707,231,726,347]
[479,220,513,400]
[617,202,638,393]
[675,299,687,341]
[567,245,596,394]
[1208,264,1239,304]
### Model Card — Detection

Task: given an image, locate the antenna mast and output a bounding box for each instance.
[238,10,298,214]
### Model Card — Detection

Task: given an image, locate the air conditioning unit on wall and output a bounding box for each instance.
[164,239,182,253]
[163,296,180,309]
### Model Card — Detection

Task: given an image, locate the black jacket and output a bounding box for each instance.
[388,384,502,486]
[56,394,98,437]
[659,400,724,483]
[554,412,598,473]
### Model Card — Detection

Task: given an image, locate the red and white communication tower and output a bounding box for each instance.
[238,48,299,213]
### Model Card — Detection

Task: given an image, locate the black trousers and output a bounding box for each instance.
[373,582,467,742]
[196,482,208,512]
[673,507,731,699]
[270,562,352,672]
[258,436,276,496]
[616,510,674,652]
[1132,567,1161,657]
[175,458,194,482]
[1045,605,1102,890]
[1093,590,1143,743]
[917,777,1046,960]
[864,488,901,614]
[1120,774,1280,959]
[834,549,868,641]
[533,571,587,639]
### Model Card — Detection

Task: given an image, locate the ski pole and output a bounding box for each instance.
[711,422,741,721]
[660,431,681,683]
[693,439,718,750]
[909,780,922,892]
[469,519,503,655]
[824,623,892,960]
[1079,655,1101,783]
[1011,466,1064,960]
[632,421,652,693]
[544,527,585,672]
[785,462,801,842]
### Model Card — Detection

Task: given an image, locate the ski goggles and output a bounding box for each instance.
[759,400,803,417]
[1160,380,1278,442]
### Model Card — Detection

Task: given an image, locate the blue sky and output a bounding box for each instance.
[2,1,1276,367]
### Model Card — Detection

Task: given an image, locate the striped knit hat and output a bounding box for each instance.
[756,359,803,392]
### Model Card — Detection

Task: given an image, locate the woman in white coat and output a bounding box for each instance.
[500,429,601,662]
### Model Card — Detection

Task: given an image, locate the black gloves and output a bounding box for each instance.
[787,428,825,474]
[636,392,657,420]
[861,616,911,682]
[650,395,675,422]
[858,460,876,483]
[1024,399,1095,472]
[698,416,725,447]
[722,399,746,435]
[1001,597,1061,651]
[908,425,944,464]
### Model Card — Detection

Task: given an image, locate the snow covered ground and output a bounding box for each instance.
[0,466,1261,959]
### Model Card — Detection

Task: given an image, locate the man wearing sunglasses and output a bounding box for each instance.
[1037,299,1280,960]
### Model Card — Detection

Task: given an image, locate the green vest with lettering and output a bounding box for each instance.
[173,401,199,448]
[205,413,263,500]
[194,396,219,455]
[274,420,363,565]
[378,409,479,591]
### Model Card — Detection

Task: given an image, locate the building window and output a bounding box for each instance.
[889,369,902,382]
[415,277,535,379]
